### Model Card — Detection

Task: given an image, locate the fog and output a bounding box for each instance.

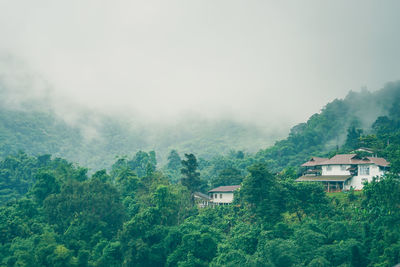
[0,0,400,128]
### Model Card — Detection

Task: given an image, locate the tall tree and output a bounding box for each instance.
[31,172,60,204]
[180,154,201,194]
[211,167,243,188]
[167,150,182,171]
[345,126,363,149]
[128,151,157,178]
[43,178,125,240]
[239,163,285,223]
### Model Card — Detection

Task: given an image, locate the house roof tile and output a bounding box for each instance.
[320,154,358,165]
[365,157,390,167]
[301,157,329,167]
[302,154,390,167]
[208,185,241,193]
[194,192,211,200]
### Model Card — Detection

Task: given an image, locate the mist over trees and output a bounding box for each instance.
[1,82,400,266]
[0,81,399,174]
[255,81,400,173]
[0,91,281,171]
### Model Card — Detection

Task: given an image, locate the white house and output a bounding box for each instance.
[193,192,211,208]
[296,154,390,191]
[208,185,241,205]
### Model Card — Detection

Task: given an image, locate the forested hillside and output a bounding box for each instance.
[0,99,280,171]
[1,82,400,266]
[255,82,400,173]
[1,82,400,175]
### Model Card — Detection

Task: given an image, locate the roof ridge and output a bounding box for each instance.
[302,153,390,167]
[208,185,241,193]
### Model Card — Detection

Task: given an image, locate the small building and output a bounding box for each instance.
[208,185,241,205]
[193,192,211,208]
[297,154,390,191]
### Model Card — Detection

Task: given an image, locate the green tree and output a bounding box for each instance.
[167,150,182,171]
[166,223,219,267]
[44,178,125,241]
[92,169,111,183]
[31,172,60,204]
[128,151,157,178]
[255,238,299,267]
[345,126,363,149]
[211,167,243,188]
[284,181,329,221]
[152,185,179,226]
[180,154,201,194]
[362,174,400,220]
[239,163,285,223]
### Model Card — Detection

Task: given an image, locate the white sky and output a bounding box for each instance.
[0,0,399,127]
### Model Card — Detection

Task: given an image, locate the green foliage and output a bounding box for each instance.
[255,83,400,172]
[0,153,87,205]
[31,172,60,204]
[210,167,243,188]
[0,150,399,266]
[180,154,202,194]
[43,178,124,240]
[239,163,285,223]
[2,82,400,266]
[345,126,363,149]
[128,150,157,178]
[166,222,220,267]
[284,181,330,221]
[0,102,280,172]
[362,174,400,220]
[167,150,182,171]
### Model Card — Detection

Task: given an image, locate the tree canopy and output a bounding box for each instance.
[2,82,400,266]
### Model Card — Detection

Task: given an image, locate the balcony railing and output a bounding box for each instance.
[302,169,321,176]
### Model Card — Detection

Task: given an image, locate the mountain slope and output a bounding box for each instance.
[255,81,400,172]
[0,80,399,173]
[0,105,282,170]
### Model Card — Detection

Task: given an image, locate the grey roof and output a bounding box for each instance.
[194,192,211,200]
[320,154,359,165]
[365,157,390,167]
[296,175,352,182]
[301,157,329,167]
[208,185,241,193]
[301,154,390,167]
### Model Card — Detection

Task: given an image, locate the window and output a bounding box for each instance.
[341,165,347,171]
[326,165,332,171]
[220,194,223,199]
[214,194,217,199]
[210,194,213,199]
[359,165,370,175]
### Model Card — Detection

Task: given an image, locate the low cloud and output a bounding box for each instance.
[0,1,399,131]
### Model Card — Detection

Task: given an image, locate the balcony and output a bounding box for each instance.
[302,168,321,176]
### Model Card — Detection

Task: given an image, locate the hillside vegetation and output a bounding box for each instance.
[1,82,400,266]
[0,102,280,171]
[255,82,400,172]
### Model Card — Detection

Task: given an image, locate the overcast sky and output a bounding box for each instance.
[0,0,399,127]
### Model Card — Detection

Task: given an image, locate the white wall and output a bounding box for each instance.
[321,165,351,176]
[320,164,387,190]
[344,164,386,190]
[210,192,234,204]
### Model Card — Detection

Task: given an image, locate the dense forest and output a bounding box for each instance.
[1,82,400,266]
[0,82,281,170]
